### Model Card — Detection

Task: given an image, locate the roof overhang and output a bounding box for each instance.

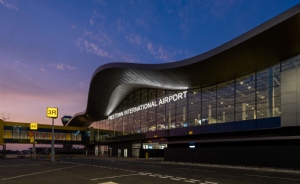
[67,4,300,127]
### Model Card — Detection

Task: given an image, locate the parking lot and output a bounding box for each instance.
[1,156,300,184]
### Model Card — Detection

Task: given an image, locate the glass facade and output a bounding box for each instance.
[89,56,300,139]
[3,126,83,142]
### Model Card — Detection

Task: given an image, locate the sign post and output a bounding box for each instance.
[30,122,38,159]
[46,107,58,162]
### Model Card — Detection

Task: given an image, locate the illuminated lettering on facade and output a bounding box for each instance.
[108,91,187,120]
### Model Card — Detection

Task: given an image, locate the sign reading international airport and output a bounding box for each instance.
[46,107,58,118]
[30,122,38,130]
[108,91,187,120]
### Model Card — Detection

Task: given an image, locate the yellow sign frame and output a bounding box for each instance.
[46,107,58,118]
[30,123,38,130]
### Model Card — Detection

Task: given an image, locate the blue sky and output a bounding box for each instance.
[1,0,300,126]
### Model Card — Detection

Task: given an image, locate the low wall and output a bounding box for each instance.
[164,145,300,170]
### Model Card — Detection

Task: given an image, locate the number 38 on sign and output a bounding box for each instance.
[47,107,58,118]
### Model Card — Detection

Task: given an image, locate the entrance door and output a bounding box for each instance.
[134,148,139,157]
[124,149,127,157]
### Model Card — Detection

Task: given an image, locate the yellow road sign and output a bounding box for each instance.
[30,123,38,130]
[47,107,58,118]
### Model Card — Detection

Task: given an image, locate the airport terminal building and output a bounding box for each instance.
[68,5,300,169]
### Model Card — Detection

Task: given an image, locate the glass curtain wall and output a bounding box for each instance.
[89,56,300,137]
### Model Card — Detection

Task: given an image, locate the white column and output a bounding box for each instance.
[183,107,186,121]
[242,103,246,120]
[208,105,211,124]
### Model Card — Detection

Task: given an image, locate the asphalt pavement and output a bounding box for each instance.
[0,156,299,184]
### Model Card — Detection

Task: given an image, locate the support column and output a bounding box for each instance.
[242,103,246,120]
[183,107,186,122]
[267,68,275,117]
[208,105,211,124]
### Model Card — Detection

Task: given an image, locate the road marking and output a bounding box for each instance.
[138,164,161,167]
[159,175,172,178]
[184,180,197,183]
[177,168,216,173]
[91,174,140,180]
[244,174,300,181]
[149,174,159,177]
[1,165,82,180]
[99,182,118,184]
[204,181,218,184]
[189,179,200,182]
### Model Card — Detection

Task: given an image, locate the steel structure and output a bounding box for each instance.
[68,4,300,127]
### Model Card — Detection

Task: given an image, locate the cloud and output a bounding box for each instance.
[79,81,85,88]
[147,42,154,52]
[136,17,146,27]
[90,19,94,25]
[0,0,18,11]
[125,32,175,62]
[83,29,92,36]
[84,40,109,57]
[49,63,76,70]
[126,33,142,45]
[116,18,129,32]
[65,64,75,70]
[71,24,76,29]
[146,42,173,62]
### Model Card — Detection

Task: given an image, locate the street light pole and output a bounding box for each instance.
[33,131,36,159]
[51,118,55,162]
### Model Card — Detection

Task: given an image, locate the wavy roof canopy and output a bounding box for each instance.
[68,4,300,127]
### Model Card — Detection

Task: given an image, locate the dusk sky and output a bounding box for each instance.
[1,0,300,126]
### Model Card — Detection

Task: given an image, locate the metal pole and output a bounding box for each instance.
[33,131,36,159]
[51,118,55,162]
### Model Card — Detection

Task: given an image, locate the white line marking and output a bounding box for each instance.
[205,181,218,184]
[1,165,82,180]
[184,180,196,183]
[189,179,200,182]
[90,174,140,181]
[176,168,216,173]
[99,182,118,184]
[159,176,171,178]
[244,174,300,182]
[138,164,161,167]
